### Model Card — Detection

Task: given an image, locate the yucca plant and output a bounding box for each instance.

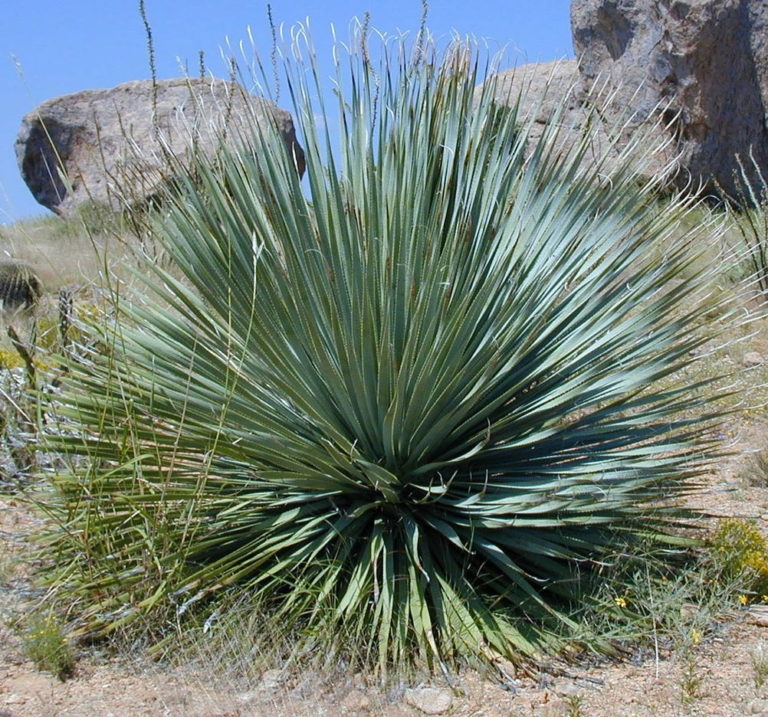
[42,30,726,673]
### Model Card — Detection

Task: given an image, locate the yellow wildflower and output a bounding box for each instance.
[691,629,702,646]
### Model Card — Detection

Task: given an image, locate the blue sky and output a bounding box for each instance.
[1,1,572,223]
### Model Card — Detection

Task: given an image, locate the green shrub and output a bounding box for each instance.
[710,518,768,600]
[0,347,25,370]
[21,611,75,681]
[42,31,729,674]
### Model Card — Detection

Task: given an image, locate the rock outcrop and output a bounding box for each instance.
[571,0,768,194]
[488,0,768,196]
[486,58,676,184]
[16,78,305,217]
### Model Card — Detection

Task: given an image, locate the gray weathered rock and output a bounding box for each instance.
[571,0,768,196]
[486,59,583,150]
[16,78,305,217]
[485,1,768,195]
[748,697,768,715]
[339,689,371,712]
[747,605,768,627]
[485,59,674,183]
[403,687,453,715]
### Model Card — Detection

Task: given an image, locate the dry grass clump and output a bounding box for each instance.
[0,206,138,296]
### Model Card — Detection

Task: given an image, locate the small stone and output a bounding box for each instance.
[236,669,283,703]
[748,606,768,627]
[340,690,371,712]
[748,697,768,714]
[555,682,582,697]
[403,687,454,715]
[2,696,24,706]
[680,603,698,619]
[744,352,764,367]
[236,691,259,704]
[537,697,569,717]
[259,669,282,690]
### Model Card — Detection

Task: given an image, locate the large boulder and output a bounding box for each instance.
[485,59,675,183]
[571,0,768,195]
[16,78,305,217]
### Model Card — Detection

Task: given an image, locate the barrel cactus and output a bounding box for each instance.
[0,260,41,313]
